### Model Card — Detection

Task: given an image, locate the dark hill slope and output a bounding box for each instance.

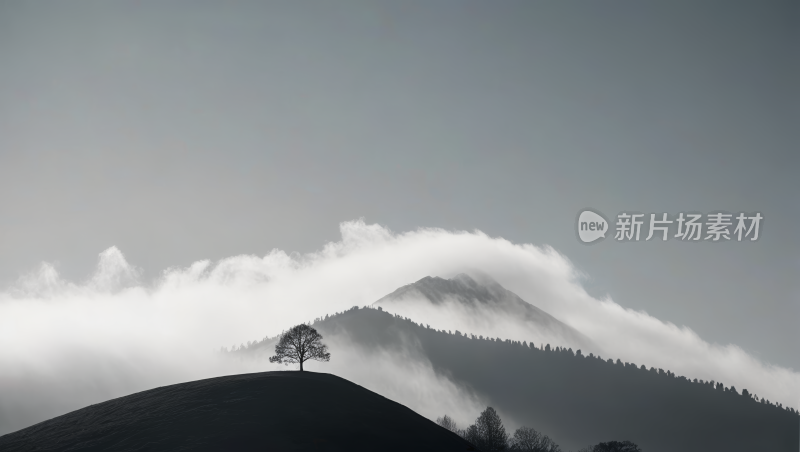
[243,307,799,452]
[0,371,477,452]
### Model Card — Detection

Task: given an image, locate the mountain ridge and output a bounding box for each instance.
[236,307,799,452]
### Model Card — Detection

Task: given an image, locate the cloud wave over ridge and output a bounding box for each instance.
[0,220,796,435]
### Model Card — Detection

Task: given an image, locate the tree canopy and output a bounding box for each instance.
[435,414,460,434]
[269,324,330,371]
[465,406,509,451]
[509,426,561,451]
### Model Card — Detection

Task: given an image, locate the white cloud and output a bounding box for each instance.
[0,219,796,435]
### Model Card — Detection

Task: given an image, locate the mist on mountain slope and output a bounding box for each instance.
[0,220,797,436]
[233,307,798,452]
[373,273,595,353]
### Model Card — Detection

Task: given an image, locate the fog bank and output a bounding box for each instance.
[0,220,796,434]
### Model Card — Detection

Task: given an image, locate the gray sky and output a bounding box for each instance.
[0,0,797,373]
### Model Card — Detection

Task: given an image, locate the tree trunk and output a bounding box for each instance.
[300,360,303,371]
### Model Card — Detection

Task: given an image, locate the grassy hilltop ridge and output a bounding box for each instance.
[0,371,475,452]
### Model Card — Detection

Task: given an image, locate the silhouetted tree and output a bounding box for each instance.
[578,440,642,452]
[436,414,459,434]
[468,406,509,451]
[509,426,540,450]
[464,424,481,446]
[508,426,561,451]
[268,324,330,371]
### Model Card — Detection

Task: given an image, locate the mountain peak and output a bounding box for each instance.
[372,273,594,351]
[385,273,509,306]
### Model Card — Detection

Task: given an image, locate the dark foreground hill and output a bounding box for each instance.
[0,371,477,452]
[242,307,799,452]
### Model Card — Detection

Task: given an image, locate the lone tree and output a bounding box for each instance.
[269,324,330,371]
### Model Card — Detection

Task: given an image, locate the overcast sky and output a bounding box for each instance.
[0,0,797,377]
